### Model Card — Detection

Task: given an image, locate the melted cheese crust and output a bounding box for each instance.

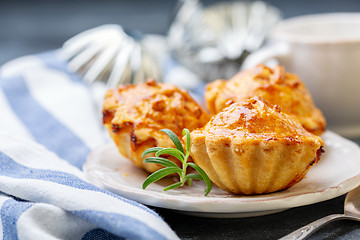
[205,65,326,135]
[103,79,210,172]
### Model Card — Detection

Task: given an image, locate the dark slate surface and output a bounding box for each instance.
[1,1,360,239]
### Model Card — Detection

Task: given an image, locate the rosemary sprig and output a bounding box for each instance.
[142,128,212,196]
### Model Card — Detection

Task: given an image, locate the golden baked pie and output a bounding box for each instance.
[190,97,324,195]
[102,79,210,173]
[205,64,326,135]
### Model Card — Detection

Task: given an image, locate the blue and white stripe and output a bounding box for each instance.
[0,51,179,240]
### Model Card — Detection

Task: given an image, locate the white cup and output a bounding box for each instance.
[242,13,360,137]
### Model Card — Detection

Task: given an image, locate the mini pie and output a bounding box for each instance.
[190,97,324,195]
[102,79,210,173]
[205,64,326,135]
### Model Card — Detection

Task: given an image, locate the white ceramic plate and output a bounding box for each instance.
[84,131,360,218]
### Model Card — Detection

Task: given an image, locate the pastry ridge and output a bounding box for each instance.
[190,97,324,195]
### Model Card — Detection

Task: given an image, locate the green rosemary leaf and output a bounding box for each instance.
[187,178,193,186]
[142,128,213,196]
[163,182,182,191]
[142,167,182,190]
[182,128,190,154]
[185,173,203,181]
[142,147,165,157]
[185,173,202,187]
[160,129,185,154]
[144,157,179,168]
[188,163,212,196]
[155,148,185,163]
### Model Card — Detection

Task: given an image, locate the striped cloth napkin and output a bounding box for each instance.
[0,51,179,240]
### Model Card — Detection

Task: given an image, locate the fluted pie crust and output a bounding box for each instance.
[102,79,210,173]
[205,64,326,135]
[190,97,324,195]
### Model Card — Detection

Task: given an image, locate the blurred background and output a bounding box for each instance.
[1,0,360,66]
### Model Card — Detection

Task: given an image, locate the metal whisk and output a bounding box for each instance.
[60,24,162,88]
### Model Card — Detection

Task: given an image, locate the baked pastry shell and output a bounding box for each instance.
[102,79,210,173]
[190,132,324,195]
[104,124,183,173]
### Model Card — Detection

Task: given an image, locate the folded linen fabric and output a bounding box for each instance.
[0,51,179,240]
